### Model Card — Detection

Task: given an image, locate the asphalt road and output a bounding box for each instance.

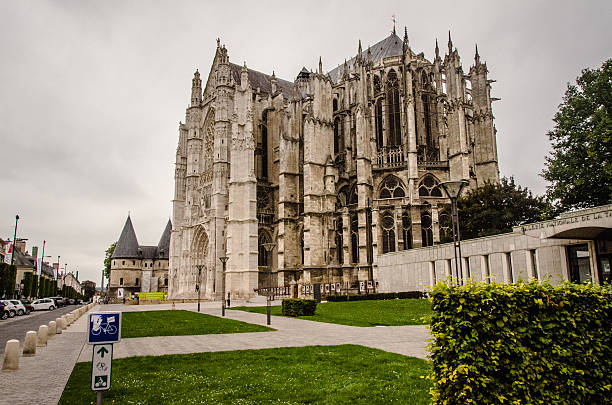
[0,305,80,354]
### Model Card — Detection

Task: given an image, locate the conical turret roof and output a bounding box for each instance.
[157,219,172,259]
[111,216,140,259]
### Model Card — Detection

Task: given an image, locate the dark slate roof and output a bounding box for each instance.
[13,247,55,277]
[111,217,171,261]
[229,63,294,96]
[328,33,404,83]
[111,216,140,259]
[157,219,172,260]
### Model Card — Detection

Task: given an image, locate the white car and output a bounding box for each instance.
[8,300,27,316]
[0,300,19,317]
[31,298,56,311]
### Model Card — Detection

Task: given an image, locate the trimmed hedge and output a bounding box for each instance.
[326,291,424,302]
[429,282,612,405]
[282,299,317,317]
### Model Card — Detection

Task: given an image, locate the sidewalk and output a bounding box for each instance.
[0,306,94,405]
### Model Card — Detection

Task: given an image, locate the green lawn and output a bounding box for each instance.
[60,345,431,404]
[121,310,272,338]
[233,298,432,327]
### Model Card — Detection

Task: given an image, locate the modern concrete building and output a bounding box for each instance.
[170,29,501,299]
[377,204,612,292]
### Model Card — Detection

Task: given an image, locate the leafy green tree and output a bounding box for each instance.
[23,272,33,298]
[458,177,549,240]
[38,276,45,297]
[31,274,38,298]
[542,59,612,212]
[104,242,117,281]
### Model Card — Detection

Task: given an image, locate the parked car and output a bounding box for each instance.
[20,300,34,315]
[0,301,8,320]
[31,298,56,311]
[49,297,65,307]
[8,300,27,316]
[1,300,18,317]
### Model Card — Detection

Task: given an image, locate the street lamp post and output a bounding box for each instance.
[195,264,204,312]
[219,256,228,317]
[10,215,19,267]
[439,180,469,284]
[262,242,276,326]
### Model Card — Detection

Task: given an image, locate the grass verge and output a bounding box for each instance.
[60,345,431,404]
[233,298,432,327]
[121,310,272,338]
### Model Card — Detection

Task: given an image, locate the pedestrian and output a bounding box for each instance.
[226,292,230,308]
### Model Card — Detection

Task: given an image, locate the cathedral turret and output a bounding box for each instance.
[448,30,453,54]
[271,70,277,94]
[356,40,362,65]
[318,57,323,74]
[191,70,202,106]
[435,38,440,61]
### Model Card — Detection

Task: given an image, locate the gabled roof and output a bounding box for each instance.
[229,63,294,96]
[157,219,172,260]
[111,216,140,259]
[328,33,404,83]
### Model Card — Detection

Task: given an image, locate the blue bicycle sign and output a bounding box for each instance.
[88,312,122,344]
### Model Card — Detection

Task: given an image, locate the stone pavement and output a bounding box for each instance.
[1,300,431,405]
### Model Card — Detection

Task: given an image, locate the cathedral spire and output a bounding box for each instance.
[343,59,348,80]
[356,40,363,64]
[435,38,440,59]
[191,69,202,106]
[475,43,480,65]
[318,56,323,74]
[448,30,453,53]
[403,26,409,45]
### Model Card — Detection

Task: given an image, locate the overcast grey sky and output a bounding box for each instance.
[1,0,610,284]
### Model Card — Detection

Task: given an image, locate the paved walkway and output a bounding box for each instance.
[78,303,430,362]
[0,301,430,405]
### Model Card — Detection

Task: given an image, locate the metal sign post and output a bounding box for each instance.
[88,312,122,404]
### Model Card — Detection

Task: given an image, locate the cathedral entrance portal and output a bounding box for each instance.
[192,226,209,298]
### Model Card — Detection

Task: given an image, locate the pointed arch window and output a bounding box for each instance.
[439,206,453,244]
[203,109,215,173]
[260,110,269,180]
[402,211,413,250]
[373,75,381,94]
[381,211,396,253]
[386,69,401,146]
[336,216,344,264]
[421,206,434,247]
[349,184,358,205]
[418,175,443,197]
[350,213,359,263]
[379,176,406,199]
[258,230,272,267]
[334,117,344,155]
[375,98,383,150]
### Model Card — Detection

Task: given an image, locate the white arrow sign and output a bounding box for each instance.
[91,344,113,391]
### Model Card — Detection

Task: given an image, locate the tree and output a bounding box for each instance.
[458,177,549,240]
[542,59,612,212]
[104,242,117,281]
[23,272,33,298]
[31,274,38,299]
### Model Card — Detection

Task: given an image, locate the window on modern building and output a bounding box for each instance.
[567,244,591,283]
[506,253,514,283]
[120,278,123,285]
[402,211,412,250]
[379,176,405,199]
[418,175,443,197]
[530,250,539,280]
[386,69,401,146]
[421,207,433,247]
[483,255,491,284]
[381,211,396,253]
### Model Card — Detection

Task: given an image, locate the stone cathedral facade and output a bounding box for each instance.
[169,29,500,299]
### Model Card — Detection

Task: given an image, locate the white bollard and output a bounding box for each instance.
[55,318,63,334]
[48,321,57,339]
[23,331,37,356]
[37,325,48,347]
[2,340,20,371]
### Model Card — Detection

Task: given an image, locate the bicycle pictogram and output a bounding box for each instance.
[91,315,118,335]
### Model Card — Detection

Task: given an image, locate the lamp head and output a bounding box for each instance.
[439,180,469,199]
[219,256,229,264]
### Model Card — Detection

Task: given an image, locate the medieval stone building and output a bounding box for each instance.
[109,216,171,297]
[169,29,500,299]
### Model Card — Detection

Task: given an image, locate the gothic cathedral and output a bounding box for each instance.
[169,29,500,299]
